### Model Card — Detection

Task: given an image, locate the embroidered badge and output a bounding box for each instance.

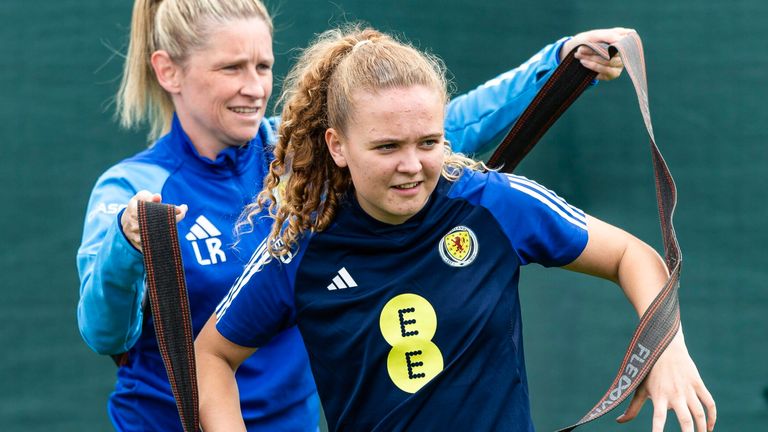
[438,226,478,267]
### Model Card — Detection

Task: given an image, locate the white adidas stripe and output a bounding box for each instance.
[338,268,357,287]
[187,224,208,240]
[197,215,221,237]
[505,174,584,216]
[330,276,346,290]
[506,174,586,219]
[185,216,223,241]
[216,238,270,321]
[505,176,587,231]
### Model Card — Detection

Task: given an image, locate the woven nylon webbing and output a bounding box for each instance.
[138,201,200,432]
[488,32,681,431]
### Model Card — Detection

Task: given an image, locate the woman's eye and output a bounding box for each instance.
[376,143,397,151]
[421,139,438,148]
[257,63,272,72]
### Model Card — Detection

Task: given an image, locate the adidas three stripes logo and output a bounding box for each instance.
[327,267,358,290]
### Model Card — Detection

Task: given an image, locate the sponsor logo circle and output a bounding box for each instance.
[379,293,444,393]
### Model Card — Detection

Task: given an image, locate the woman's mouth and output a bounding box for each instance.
[229,107,260,114]
[394,181,420,190]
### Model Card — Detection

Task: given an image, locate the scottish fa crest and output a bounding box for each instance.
[438,226,478,267]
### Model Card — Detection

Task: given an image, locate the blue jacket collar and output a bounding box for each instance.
[164,114,267,177]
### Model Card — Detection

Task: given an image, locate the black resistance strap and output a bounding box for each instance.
[137,201,200,432]
[487,32,682,431]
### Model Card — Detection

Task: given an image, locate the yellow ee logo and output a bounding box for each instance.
[379,293,444,393]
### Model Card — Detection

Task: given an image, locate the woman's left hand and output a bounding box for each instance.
[616,329,717,431]
[561,27,633,81]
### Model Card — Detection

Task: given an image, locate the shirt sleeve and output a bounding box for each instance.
[76,162,170,355]
[214,239,299,348]
[444,37,569,157]
[473,170,588,267]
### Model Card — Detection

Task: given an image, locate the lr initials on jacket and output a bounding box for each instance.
[185,215,227,266]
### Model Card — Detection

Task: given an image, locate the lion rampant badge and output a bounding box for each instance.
[438,226,478,267]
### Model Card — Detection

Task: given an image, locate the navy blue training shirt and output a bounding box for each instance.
[216,168,588,431]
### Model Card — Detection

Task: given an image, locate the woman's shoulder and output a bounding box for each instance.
[446,169,577,217]
[444,167,503,197]
[92,147,177,196]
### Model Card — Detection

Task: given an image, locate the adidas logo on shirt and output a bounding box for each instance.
[185,215,227,266]
[327,267,358,290]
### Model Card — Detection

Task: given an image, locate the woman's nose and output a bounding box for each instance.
[241,69,267,98]
[397,148,422,173]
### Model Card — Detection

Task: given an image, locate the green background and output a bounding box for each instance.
[2,0,766,430]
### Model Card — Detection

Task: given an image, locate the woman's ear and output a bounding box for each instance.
[325,128,348,168]
[150,50,182,94]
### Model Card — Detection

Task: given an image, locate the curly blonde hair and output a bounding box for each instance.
[242,25,487,257]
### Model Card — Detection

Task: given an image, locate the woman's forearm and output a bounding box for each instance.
[615,236,669,317]
[197,350,247,432]
[195,316,256,431]
[564,215,669,317]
